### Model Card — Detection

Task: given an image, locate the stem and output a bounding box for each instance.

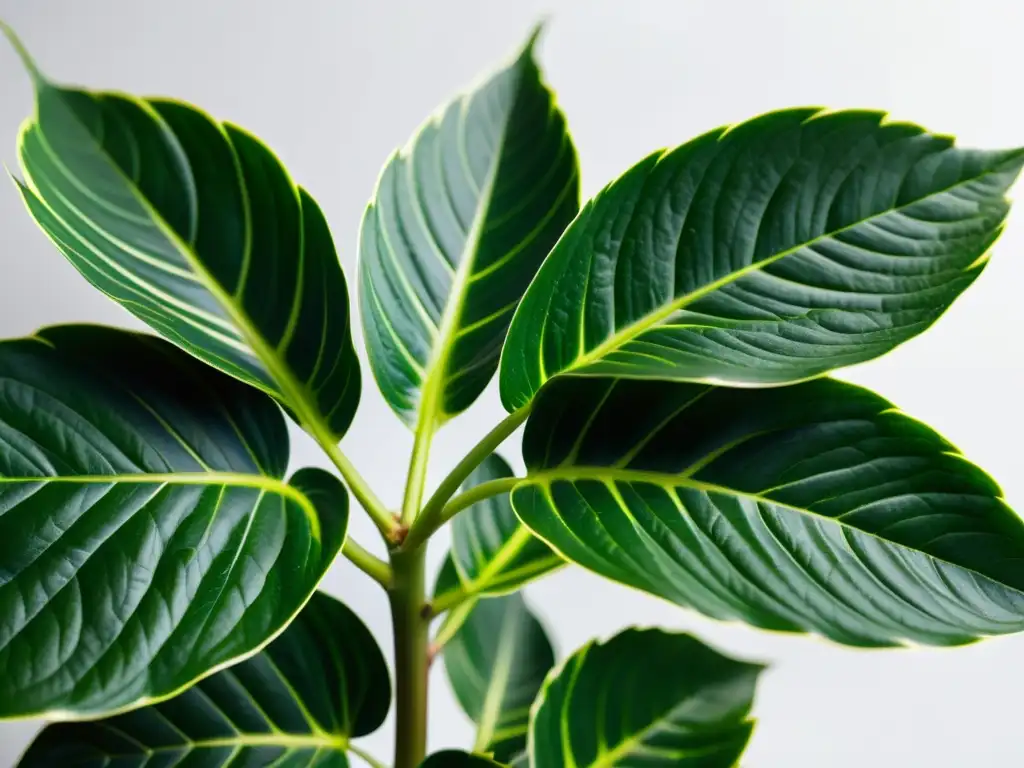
[342,539,392,589]
[431,595,479,655]
[404,405,531,551]
[403,476,520,552]
[427,583,468,618]
[320,439,400,542]
[400,416,436,527]
[390,548,430,768]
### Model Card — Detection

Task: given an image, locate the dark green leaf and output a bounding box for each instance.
[17,592,388,767]
[514,376,1024,647]
[531,628,760,767]
[420,752,506,768]
[500,108,1024,410]
[0,325,347,718]
[359,26,579,427]
[6,28,360,439]
[452,454,562,596]
[443,591,555,761]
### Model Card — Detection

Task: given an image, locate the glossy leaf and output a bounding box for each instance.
[7,29,361,438]
[420,752,506,768]
[530,628,760,767]
[514,376,1024,647]
[0,325,347,718]
[452,453,562,596]
[443,590,555,761]
[359,26,579,427]
[17,592,388,767]
[500,108,1024,410]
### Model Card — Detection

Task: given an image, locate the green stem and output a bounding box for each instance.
[431,595,479,656]
[404,405,531,551]
[427,583,468,618]
[342,539,392,589]
[390,548,430,768]
[319,439,399,542]
[403,476,520,552]
[400,416,436,527]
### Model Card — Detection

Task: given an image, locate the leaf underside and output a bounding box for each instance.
[443,589,555,761]
[514,375,1024,647]
[530,628,760,767]
[14,51,360,438]
[359,28,578,426]
[0,326,347,718]
[18,592,390,767]
[500,108,1024,410]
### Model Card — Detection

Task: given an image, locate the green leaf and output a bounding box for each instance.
[513,375,1024,647]
[6,28,361,439]
[452,454,562,596]
[359,25,579,428]
[0,325,347,718]
[530,628,761,767]
[499,108,1024,410]
[420,752,507,768]
[17,592,388,767]
[443,590,555,761]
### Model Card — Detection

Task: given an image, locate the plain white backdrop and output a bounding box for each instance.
[1,1,1023,765]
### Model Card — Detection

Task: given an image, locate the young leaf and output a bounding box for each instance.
[420,752,507,767]
[443,591,555,761]
[359,26,579,428]
[530,628,761,767]
[514,376,1024,647]
[0,326,347,718]
[6,29,361,439]
[452,454,562,596]
[17,592,388,767]
[499,109,1024,410]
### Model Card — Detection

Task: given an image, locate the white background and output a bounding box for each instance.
[1,1,1023,765]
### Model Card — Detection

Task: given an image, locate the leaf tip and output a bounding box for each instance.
[0,21,46,88]
[4,161,30,195]
[1000,145,1024,174]
[521,18,549,57]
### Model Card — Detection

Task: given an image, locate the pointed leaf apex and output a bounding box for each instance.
[0,21,46,88]
[521,19,548,58]
[1002,145,1024,171]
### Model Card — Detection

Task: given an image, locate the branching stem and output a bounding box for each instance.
[342,539,392,589]
[403,405,531,551]
[319,438,400,542]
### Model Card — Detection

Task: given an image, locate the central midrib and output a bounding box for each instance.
[521,467,1024,599]
[100,731,348,757]
[585,697,748,768]
[28,77,346,451]
[414,100,510,430]
[570,160,1009,375]
[0,472,309,506]
[473,604,520,751]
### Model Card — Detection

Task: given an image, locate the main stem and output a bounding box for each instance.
[390,548,429,768]
[385,403,531,765]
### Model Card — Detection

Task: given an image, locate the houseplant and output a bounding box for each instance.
[1,15,1023,767]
